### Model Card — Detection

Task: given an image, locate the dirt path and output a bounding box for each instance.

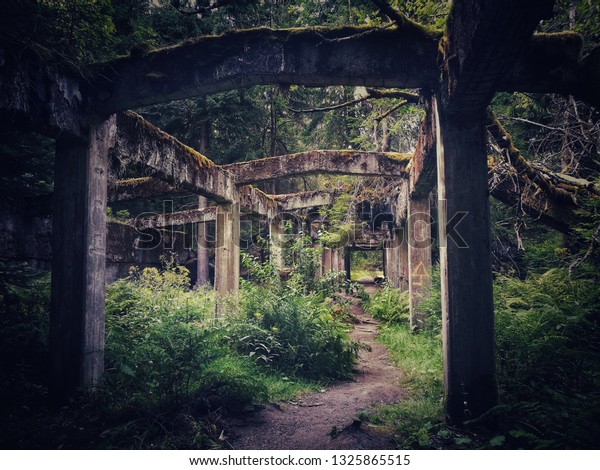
[225,287,403,450]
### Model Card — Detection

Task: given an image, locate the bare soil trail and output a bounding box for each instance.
[225,286,404,450]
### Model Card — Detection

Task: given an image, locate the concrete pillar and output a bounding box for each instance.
[331,249,339,284]
[344,249,351,280]
[384,229,402,288]
[435,98,497,423]
[322,248,332,275]
[408,197,433,329]
[269,215,285,271]
[398,227,409,292]
[338,249,345,273]
[215,202,240,297]
[49,116,114,403]
[314,242,322,279]
[331,249,339,273]
[196,196,210,287]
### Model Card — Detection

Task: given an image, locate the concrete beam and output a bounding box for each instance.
[239,185,279,219]
[89,26,440,112]
[131,206,217,230]
[108,177,186,203]
[223,150,410,185]
[111,111,236,203]
[273,190,338,211]
[86,25,598,112]
[0,52,87,137]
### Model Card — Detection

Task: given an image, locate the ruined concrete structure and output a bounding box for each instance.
[2,0,597,423]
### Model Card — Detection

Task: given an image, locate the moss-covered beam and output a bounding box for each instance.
[107,177,187,203]
[88,26,440,112]
[222,150,410,185]
[239,185,279,219]
[273,190,338,211]
[131,206,217,230]
[111,111,236,203]
[86,22,595,113]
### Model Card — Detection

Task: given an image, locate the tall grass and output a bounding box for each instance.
[366,267,600,449]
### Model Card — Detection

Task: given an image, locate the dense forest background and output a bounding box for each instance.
[1,0,599,450]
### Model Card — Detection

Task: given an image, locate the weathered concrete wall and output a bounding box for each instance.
[0,203,53,271]
[0,205,201,284]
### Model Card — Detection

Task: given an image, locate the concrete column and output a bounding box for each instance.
[322,248,332,275]
[314,242,322,279]
[383,239,389,280]
[196,196,210,287]
[215,202,240,297]
[384,229,402,288]
[344,249,351,280]
[338,249,345,273]
[331,249,339,273]
[269,215,285,271]
[408,197,433,329]
[398,227,409,292]
[49,116,114,403]
[435,98,497,423]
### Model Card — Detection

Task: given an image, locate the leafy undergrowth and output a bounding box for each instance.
[0,257,358,449]
[362,267,600,449]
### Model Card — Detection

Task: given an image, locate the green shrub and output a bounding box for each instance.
[104,265,225,408]
[0,263,51,402]
[487,269,600,448]
[233,282,360,379]
[364,284,410,324]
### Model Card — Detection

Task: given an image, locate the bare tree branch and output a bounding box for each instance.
[487,110,577,205]
[374,100,408,122]
[502,115,564,132]
[290,96,370,113]
[290,88,419,113]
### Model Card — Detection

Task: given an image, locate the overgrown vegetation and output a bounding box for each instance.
[365,261,600,449]
[0,252,359,449]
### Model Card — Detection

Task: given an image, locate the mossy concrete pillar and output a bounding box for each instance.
[49,116,115,403]
[331,249,339,273]
[435,99,497,423]
[398,226,409,292]
[314,242,322,279]
[339,248,347,277]
[322,248,332,275]
[215,202,240,296]
[269,215,285,271]
[196,196,210,287]
[408,197,433,330]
